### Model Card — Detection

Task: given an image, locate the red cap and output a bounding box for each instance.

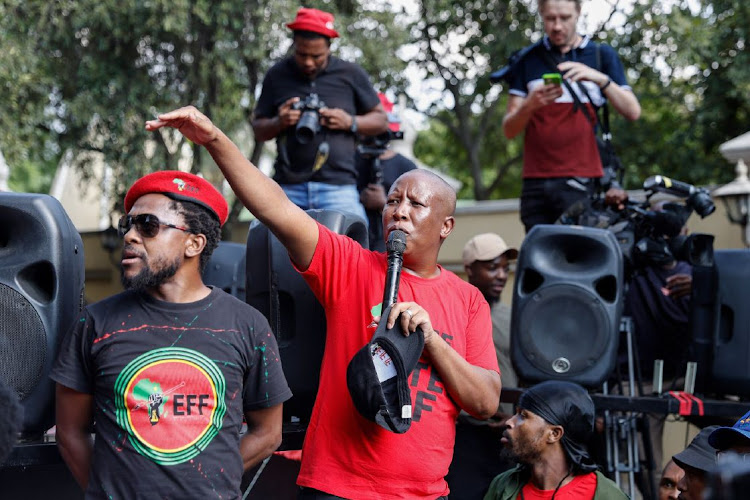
[378,93,400,133]
[124,171,229,226]
[287,8,339,39]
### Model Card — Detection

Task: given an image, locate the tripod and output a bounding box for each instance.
[602,316,656,500]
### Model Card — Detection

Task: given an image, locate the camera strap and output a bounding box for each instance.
[278,132,330,183]
[312,141,329,173]
[538,43,623,187]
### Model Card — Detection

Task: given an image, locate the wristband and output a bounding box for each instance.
[600,78,612,92]
[349,115,358,134]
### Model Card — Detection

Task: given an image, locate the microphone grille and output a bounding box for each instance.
[387,230,407,254]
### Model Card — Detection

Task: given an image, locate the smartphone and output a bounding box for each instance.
[542,73,562,86]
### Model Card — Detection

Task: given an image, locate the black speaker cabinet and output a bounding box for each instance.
[202,241,247,302]
[511,224,624,387]
[0,193,85,437]
[711,249,750,395]
[246,210,367,423]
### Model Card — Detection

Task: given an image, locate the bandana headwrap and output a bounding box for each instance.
[518,380,598,473]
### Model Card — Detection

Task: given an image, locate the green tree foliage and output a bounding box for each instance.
[408,0,535,200]
[604,0,750,189]
[0,0,409,225]
[411,0,750,199]
[3,0,748,207]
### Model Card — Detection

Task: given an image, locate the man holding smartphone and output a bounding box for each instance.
[502,0,641,233]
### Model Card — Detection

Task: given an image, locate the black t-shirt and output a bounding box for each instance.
[51,287,292,499]
[255,56,381,185]
[355,152,417,251]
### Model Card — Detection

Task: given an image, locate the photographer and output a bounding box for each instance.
[252,8,387,221]
[498,0,641,233]
[624,199,693,480]
[355,93,417,251]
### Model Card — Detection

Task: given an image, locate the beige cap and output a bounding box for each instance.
[462,233,518,266]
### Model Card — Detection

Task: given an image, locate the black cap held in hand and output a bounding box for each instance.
[387,230,407,255]
[346,304,424,434]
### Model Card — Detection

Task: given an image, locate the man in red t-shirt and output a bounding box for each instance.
[146,106,502,499]
[484,381,627,499]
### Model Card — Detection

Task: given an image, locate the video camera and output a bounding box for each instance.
[357,110,405,185]
[559,175,716,274]
[291,93,326,144]
[358,130,404,158]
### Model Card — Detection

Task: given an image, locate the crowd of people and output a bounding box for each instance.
[27,1,746,500]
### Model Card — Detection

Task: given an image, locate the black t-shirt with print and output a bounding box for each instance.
[51,287,292,499]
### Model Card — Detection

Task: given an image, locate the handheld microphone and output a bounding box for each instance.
[382,230,407,312]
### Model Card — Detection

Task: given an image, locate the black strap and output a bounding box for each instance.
[536,42,612,136]
[536,42,623,187]
[536,44,598,128]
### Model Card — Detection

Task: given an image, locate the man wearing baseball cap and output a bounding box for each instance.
[51,171,291,498]
[447,233,519,499]
[709,409,750,458]
[252,7,387,222]
[672,425,721,500]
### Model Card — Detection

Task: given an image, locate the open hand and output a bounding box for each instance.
[145,106,217,146]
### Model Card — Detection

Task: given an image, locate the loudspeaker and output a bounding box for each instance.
[202,241,247,301]
[710,249,750,395]
[0,193,85,437]
[246,210,368,422]
[511,224,624,387]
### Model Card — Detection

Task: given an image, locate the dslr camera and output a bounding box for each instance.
[291,93,326,144]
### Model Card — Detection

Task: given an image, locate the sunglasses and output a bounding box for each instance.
[117,214,191,238]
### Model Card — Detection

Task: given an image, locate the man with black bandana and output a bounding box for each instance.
[484,380,627,499]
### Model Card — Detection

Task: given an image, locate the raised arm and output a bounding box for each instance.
[146,107,319,270]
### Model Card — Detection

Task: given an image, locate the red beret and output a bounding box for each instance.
[124,171,229,226]
[287,8,339,39]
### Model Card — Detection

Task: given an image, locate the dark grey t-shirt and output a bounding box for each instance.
[51,287,291,499]
[255,56,381,185]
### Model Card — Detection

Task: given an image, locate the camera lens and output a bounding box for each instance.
[689,190,716,218]
[296,110,320,144]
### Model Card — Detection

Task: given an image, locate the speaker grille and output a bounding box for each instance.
[0,283,47,399]
[515,284,610,378]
